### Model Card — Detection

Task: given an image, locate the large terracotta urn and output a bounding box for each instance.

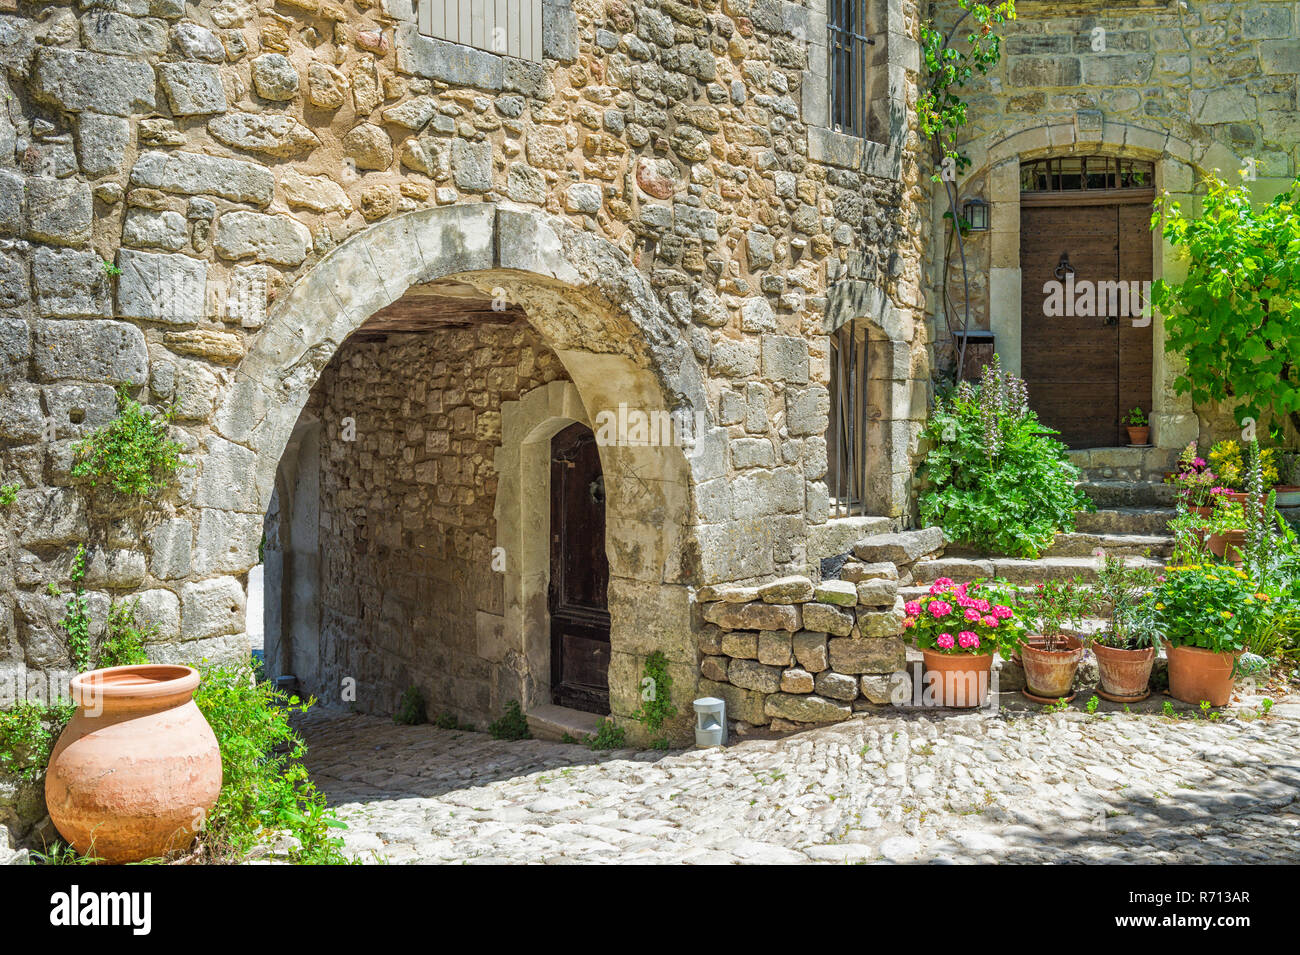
[46,665,222,863]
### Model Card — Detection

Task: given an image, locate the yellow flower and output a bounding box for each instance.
[1221,611,1234,618]
[1235,570,1249,579]
[1155,603,1165,610]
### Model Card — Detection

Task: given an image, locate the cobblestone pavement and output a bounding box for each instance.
[298,708,1300,864]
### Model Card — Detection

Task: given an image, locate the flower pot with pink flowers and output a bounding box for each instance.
[903,578,1024,708]
[1014,578,1093,702]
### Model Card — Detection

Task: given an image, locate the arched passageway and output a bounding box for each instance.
[222,205,704,736]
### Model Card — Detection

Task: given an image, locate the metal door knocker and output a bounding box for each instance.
[1055,251,1075,280]
[588,475,605,506]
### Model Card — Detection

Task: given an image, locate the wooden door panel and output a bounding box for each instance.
[549,422,610,714]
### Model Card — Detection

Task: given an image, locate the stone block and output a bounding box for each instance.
[828,636,906,674]
[123,208,189,252]
[757,574,813,603]
[134,589,180,642]
[208,112,320,157]
[719,630,757,659]
[697,677,768,725]
[763,693,850,724]
[149,519,192,580]
[131,150,275,205]
[792,630,828,672]
[76,113,131,178]
[32,48,156,117]
[251,53,299,101]
[780,667,813,693]
[194,509,262,575]
[33,320,147,384]
[180,576,245,641]
[116,248,207,324]
[856,577,899,607]
[33,248,110,318]
[814,579,856,606]
[800,601,854,636]
[158,62,227,115]
[756,629,793,666]
[214,211,311,266]
[727,658,781,693]
[25,178,92,247]
[852,527,945,564]
[815,670,858,701]
[702,600,801,632]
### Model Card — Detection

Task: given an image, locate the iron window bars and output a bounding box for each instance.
[827,0,877,139]
[1020,156,1154,192]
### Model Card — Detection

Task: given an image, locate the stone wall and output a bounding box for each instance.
[305,322,568,725]
[696,525,942,733]
[925,0,1299,447]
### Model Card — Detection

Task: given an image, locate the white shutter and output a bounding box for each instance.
[416,0,546,62]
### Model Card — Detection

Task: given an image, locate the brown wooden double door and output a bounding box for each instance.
[549,422,611,714]
[1020,201,1153,449]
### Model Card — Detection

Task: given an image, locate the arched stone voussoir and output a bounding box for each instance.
[213,201,711,520]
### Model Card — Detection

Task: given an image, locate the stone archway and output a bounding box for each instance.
[209,203,707,736]
[951,120,1233,451]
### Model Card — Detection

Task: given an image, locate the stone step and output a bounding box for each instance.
[1080,480,1177,508]
[526,704,606,743]
[1043,532,1173,558]
[1067,446,1179,482]
[1074,506,1177,536]
[911,555,1164,587]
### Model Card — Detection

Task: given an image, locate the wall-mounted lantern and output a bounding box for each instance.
[961,197,990,233]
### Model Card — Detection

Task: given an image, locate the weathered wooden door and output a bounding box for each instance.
[549,422,610,714]
[1020,202,1153,448]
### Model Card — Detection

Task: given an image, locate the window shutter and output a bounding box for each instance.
[416,0,544,61]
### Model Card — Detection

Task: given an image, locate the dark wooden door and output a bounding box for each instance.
[549,422,610,714]
[1020,202,1153,448]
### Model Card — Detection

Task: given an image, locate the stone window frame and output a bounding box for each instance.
[802,0,917,182]
[389,0,579,83]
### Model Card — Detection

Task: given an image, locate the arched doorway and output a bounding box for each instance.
[1019,156,1155,448]
[211,205,703,738]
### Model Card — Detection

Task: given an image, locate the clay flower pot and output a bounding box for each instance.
[45,665,222,864]
[1164,643,1239,707]
[1207,529,1246,564]
[1019,634,1083,701]
[1126,425,1150,446]
[1273,485,1300,508]
[1091,642,1155,702]
[921,650,993,708]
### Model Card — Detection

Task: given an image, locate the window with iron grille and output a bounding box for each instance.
[827,0,885,141]
[416,0,544,61]
[826,322,870,518]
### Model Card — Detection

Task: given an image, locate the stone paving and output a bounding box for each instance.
[298,704,1300,864]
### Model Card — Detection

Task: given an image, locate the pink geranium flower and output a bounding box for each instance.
[976,599,991,613]
[928,600,952,617]
[958,631,979,650]
[936,632,955,649]
[904,600,922,616]
[964,607,981,622]
[992,605,1013,619]
[902,617,916,629]
[982,615,998,628]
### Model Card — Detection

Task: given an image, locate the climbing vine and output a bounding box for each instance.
[57,545,91,672]
[630,650,678,749]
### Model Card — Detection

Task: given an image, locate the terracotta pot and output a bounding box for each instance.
[921,650,993,708]
[1189,504,1215,519]
[1273,485,1300,508]
[1126,425,1150,446]
[1164,643,1239,707]
[1092,642,1155,701]
[1207,529,1246,564]
[1019,634,1083,699]
[46,665,222,863]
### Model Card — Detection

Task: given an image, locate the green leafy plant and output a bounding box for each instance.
[71,386,187,498]
[1124,406,1148,426]
[95,599,153,668]
[0,482,16,508]
[192,660,348,864]
[432,712,469,731]
[393,686,427,725]
[59,545,91,672]
[1085,694,1100,715]
[0,700,75,783]
[629,650,677,749]
[1150,564,1268,654]
[585,719,626,751]
[1168,506,1213,564]
[1208,439,1278,489]
[1092,554,1160,650]
[487,700,531,741]
[1151,173,1300,434]
[919,357,1093,557]
[1016,578,1093,648]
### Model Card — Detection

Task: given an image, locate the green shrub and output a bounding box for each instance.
[393,686,427,725]
[0,700,74,783]
[919,356,1093,557]
[433,712,469,730]
[192,661,348,864]
[71,386,187,498]
[95,599,154,668]
[487,700,531,740]
[59,545,91,672]
[629,651,677,748]
[586,719,626,750]
[0,483,17,508]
